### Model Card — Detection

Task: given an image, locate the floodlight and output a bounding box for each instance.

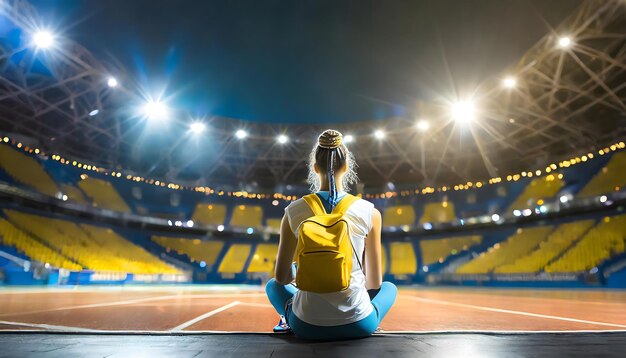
[374,129,385,139]
[451,100,475,123]
[277,134,288,144]
[558,37,572,48]
[143,100,167,120]
[502,77,516,88]
[416,120,430,132]
[107,77,118,88]
[33,31,54,48]
[190,122,206,134]
[343,134,354,143]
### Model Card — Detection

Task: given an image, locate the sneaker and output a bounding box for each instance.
[273,315,291,333]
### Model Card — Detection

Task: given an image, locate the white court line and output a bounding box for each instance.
[399,295,626,329]
[0,293,265,317]
[171,301,241,332]
[0,320,105,333]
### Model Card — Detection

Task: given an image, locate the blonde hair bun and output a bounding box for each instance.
[318,129,343,149]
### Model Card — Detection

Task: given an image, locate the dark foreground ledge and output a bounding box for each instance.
[0,332,625,357]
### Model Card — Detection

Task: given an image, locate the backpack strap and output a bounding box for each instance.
[303,194,327,216]
[331,193,359,215]
[303,193,360,216]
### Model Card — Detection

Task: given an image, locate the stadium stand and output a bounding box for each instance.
[545,214,626,272]
[578,152,626,197]
[383,205,416,227]
[0,145,59,196]
[191,204,227,226]
[456,226,553,274]
[218,244,252,273]
[59,184,88,204]
[419,201,456,224]
[4,210,178,274]
[230,205,263,228]
[420,236,482,266]
[0,218,82,270]
[389,242,417,275]
[78,177,131,212]
[152,236,224,266]
[495,220,595,273]
[247,244,278,273]
[507,175,564,211]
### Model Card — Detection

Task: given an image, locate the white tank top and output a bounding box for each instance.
[284,195,375,326]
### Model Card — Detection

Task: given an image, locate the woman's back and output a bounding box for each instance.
[284,195,375,326]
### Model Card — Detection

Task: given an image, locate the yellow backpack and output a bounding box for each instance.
[295,193,361,293]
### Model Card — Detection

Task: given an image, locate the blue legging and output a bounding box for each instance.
[265,279,397,341]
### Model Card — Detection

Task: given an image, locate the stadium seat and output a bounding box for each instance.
[152,236,224,267]
[60,184,88,204]
[545,214,626,272]
[578,152,626,197]
[420,202,456,224]
[192,204,227,226]
[229,205,263,228]
[420,236,482,266]
[507,175,564,211]
[247,244,278,273]
[496,220,594,273]
[78,177,131,212]
[4,210,178,274]
[0,218,82,270]
[389,242,417,275]
[265,218,282,231]
[0,145,59,196]
[456,226,553,274]
[218,244,252,273]
[383,205,416,227]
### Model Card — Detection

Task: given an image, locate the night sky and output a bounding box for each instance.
[31,0,581,124]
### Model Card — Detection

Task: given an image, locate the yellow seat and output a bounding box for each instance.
[383,205,415,227]
[545,215,626,272]
[247,244,278,273]
[457,226,553,274]
[78,177,130,212]
[230,205,263,228]
[421,236,482,265]
[152,236,223,267]
[508,175,564,211]
[192,204,227,226]
[496,220,594,273]
[0,145,59,196]
[218,244,252,273]
[265,218,282,230]
[420,202,456,224]
[60,184,88,204]
[579,152,626,197]
[389,242,417,275]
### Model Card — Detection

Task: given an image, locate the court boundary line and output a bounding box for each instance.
[171,301,241,332]
[0,293,266,318]
[399,295,626,329]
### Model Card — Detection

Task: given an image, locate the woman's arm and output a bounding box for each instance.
[274,214,297,285]
[364,208,383,290]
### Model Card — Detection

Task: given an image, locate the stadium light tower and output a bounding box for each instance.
[277,134,288,144]
[33,30,54,49]
[416,120,430,132]
[189,122,206,134]
[451,100,475,123]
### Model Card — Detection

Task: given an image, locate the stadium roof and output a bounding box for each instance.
[1,0,625,191]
